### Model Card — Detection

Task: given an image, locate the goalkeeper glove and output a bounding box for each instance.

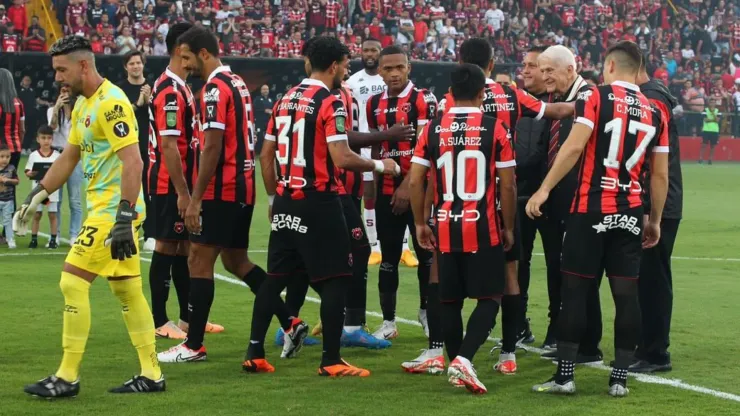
[106,201,139,261]
[12,184,50,236]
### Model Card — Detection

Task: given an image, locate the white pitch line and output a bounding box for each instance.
[14,235,740,402]
[135,256,740,403]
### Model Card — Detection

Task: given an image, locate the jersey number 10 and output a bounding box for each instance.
[436,150,486,202]
[602,119,656,171]
[275,116,307,167]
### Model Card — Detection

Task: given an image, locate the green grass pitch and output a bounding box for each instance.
[1,161,739,415]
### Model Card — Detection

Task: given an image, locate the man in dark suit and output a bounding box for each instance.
[536,45,603,363]
[253,84,273,155]
[630,61,683,373]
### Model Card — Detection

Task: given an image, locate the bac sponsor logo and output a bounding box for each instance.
[204,88,220,103]
[271,214,308,233]
[357,83,385,96]
[592,214,641,236]
[104,104,126,122]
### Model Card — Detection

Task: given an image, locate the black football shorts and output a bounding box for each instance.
[560,206,644,280]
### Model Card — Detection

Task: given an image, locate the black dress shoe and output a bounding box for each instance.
[628,360,672,373]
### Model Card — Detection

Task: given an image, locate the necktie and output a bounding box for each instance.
[548,119,560,169]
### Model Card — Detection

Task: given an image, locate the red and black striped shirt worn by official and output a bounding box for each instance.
[148,68,199,195]
[366,81,437,196]
[571,81,669,214]
[265,78,349,200]
[412,107,516,253]
[334,84,363,198]
[438,78,546,134]
[200,65,256,205]
[0,98,25,152]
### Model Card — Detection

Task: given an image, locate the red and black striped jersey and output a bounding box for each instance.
[571,81,669,214]
[199,65,256,204]
[0,98,25,152]
[148,68,199,195]
[438,78,545,135]
[265,78,348,200]
[412,107,516,253]
[366,81,437,196]
[333,84,363,198]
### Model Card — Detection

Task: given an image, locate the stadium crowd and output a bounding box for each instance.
[3,0,740,137]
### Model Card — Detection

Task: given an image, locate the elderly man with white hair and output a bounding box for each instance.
[535,45,605,365]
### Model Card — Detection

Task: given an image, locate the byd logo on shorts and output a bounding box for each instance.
[592,214,641,235]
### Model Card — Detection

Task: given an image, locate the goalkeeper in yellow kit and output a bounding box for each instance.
[15,36,165,397]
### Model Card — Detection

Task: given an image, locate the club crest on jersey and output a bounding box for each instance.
[400,102,412,113]
[351,227,363,240]
[204,88,220,103]
[104,104,126,122]
[174,222,185,234]
[84,115,91,127]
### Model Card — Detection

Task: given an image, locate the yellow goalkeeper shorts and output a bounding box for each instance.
[65,219,143,278]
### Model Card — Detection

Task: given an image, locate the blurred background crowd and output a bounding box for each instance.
[2,0,740,137]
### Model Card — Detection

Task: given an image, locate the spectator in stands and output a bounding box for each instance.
[23,16,46,52]
[117,26,137,54]
[1,22,20,52]
[253,84,273,155]
[7,0,26,36]
[47,85,83,242]
[153,31,168,56]
[683,79,706,135]
[0,5,8,27]
[17,76,37,151]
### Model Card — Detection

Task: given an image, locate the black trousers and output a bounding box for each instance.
[636,218,680,364]
[519,201,602,352]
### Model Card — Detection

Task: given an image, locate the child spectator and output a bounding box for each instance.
[0,144,19,249]
[25,126,60,249]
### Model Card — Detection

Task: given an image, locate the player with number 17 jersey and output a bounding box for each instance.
[556,81,668,283]
[571,82,669,214]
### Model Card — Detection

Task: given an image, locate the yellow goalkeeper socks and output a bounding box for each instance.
[56,272,92,382]
[109,277,162,381]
